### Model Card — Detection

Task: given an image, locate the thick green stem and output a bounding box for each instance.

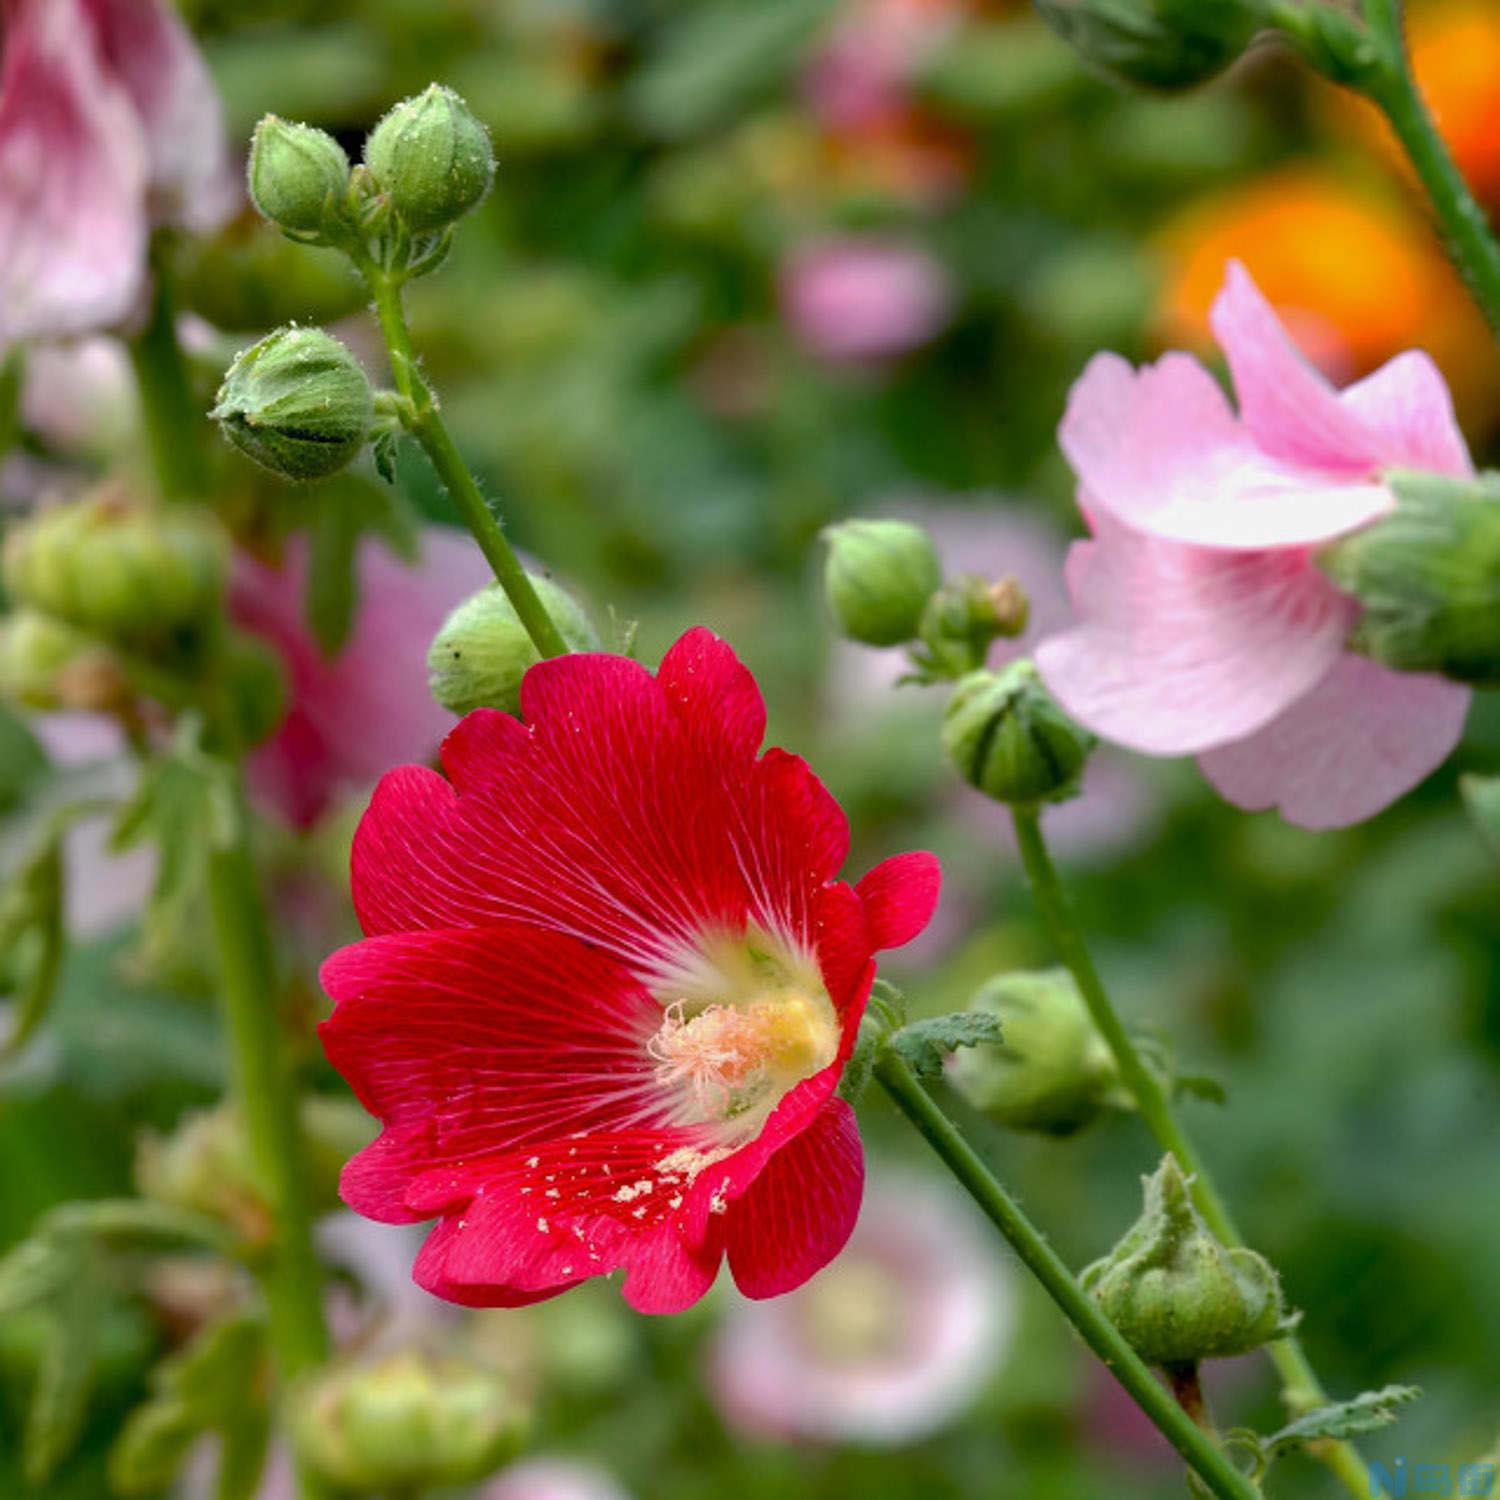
[874,1051,1261,1500]
[126,264,209,501]
[1009,806,1370,1499]
[1359,0,1500,336]
[205,773,331,1497]
[360,266,569,658]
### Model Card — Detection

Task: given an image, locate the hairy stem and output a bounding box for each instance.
[360,265,569,658]
[875,1050,1260,1500]
[1010,806,1370,1498]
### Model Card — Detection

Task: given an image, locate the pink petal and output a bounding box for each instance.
[855,851,941,950]
[1060,350,1392,550]
[82,0,237,230]
[725,1098,864,1299]
[1197,655,1469,829]
[1034,511,1354,756]
[0,0,148,346]
[1339,351,1474,477]
[1210,260,1381,473]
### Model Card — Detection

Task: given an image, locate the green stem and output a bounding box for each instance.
[126,261,209,501]
[359,265,569,658]
[1009,806,1370,1499]
[205,771,331,1498]
[874,1051,1260,1500]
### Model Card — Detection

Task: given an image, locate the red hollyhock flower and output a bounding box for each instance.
[320,629,940,1313]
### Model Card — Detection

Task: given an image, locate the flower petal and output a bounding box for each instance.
[1339,350,1474,477]
[1210,260,1382,472]
[855,851,941,950]
[0,0,148,347]
[1035,511,1353,755]
[656,625,767,764]
[726,1098,864,1299]
[1196,655,1469,829]
[1059,350,1391,550]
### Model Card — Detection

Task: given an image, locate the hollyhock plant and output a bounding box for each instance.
[1035,261,1473,830]
[0,0,236,348]
[319,628,941,1312]
[232,529,493,828]
[707,1170,1014,1445]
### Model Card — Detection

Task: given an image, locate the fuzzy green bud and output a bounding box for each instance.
[1035,0,1259,91]
[947,968,1121,1135]
[917,571,1029,676]
[247,115,351,235]
[212,326,373,481]
[3,491,228,645]
[364,84,495,232]
[1320,469,1500,686]
[822,518,942,647]
[0,610,126,713]
[428,577,598,717]
[942,661,1093,805]
[1081,1155,1297,1367]
[291,1350,527,1493]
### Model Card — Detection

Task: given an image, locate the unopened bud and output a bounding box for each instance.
[0,610,125,713]
[364,85,495,232]
[3,491,228,645]
[1035,0,1259,91]
[942,661,1093,805]
[291,1350,527,1493]
[947,968,1120,1135]
[822,519,942,647]
[917,571,1030,676]
[248,115,351,236]
[1320,469,1500,686]
[1081,1155,1296,1367]
[212,326,373,481]
[428,577,598,717]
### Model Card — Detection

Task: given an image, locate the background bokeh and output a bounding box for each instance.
[4,1,1500,1495]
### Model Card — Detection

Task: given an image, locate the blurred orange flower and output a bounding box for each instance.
[1153,165,1498,425]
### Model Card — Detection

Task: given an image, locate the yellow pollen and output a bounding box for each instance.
[648,991,839,1121]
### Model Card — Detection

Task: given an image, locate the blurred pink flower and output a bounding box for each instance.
[0,0,235,348]
[232,529,494,829]
[782,239,953,366]
[20,336,137,455]
[804,0,960,132]
[708,1168,1014,1446]
[482,1458,634,1500]
[1036,261,1472,829]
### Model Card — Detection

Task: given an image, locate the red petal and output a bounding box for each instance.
[856,851,941,950]
[725,1098,865,1299]
[655,626,766,764]
[439,707,530,792]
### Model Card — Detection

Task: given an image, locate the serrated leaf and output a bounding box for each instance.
[1266,1385,1421,1455]
[888,1011,1005,1080]
[22,1247,104,1486]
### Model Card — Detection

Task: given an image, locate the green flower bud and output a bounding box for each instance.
[427,576,598,717]
[942,661,1094,806]
[917,571,1029,676]
[822,518,942,646]
[291,1350,527,1493]
[0,610,126,713]
[1081,1155,1297,1367]
[1320,468,1500,687]
[1035,0,1259,92]
[174,209,365,332]
[3,491,228,645]
[364,84,495,232]
[947,968,1121,1135]
[212,327,373,481]
[247,115,351,235]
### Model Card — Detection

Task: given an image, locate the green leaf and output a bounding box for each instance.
[1265,1385,1422,1456]
[21,1242,105,1486]
[0,833,65,1060]
[1460,772,1500,863]
[887,1011,1005,1080]
[1175,1073,1228,1107]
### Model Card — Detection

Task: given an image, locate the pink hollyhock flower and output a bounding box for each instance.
[1035,261,1473,830]
[232,530,494,829]
[782,239,953,366]
[319,628,941,1313]
[708,1168,1014,1445]
[0,0,235,348]
[482,1458,633,1500]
